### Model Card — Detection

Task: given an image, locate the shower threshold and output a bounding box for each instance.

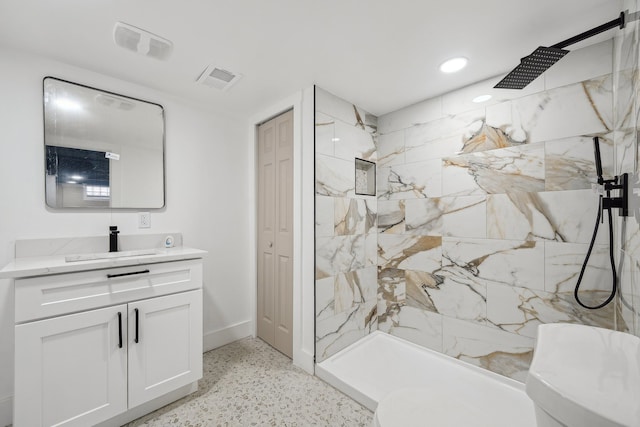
[315,331,536,426]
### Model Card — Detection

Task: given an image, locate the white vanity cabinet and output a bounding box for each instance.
[9,256,204,427]
[15,304,129,427]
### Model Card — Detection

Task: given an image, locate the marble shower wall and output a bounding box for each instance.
[315,87,379,362]
[618,0,640,337]
[377,40,625,382]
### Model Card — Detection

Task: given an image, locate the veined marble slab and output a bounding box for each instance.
[460,122,525,154]
[334,198,367,236]
[510,75,613,144]
[315,299,377,362]
[333,118,377,162]
[404,134,462,163]
[377,131,405,167]
[485,285,618,338]
[315,112,336,156]
[377,159,442,200]
[442,317,534,382]
[544,241,611,293]
[487,190,604,243]
[441,237,544,291]
[545,134,614,191]
[378,96,442,135]
[365,234,377,267]
[315,87,377,134]
[377,267,407,339]
[316,276,336,322]
[334,267,378,314]
[377,200,406,234]
[315,195,335,237]
[378,305,443,352]
[404,198,442,235]
[406,267,487,323]
[404,196,487,238]
[377,234,442,272]
[442,144,544,196]
[316,235,366,279]
[544,40,612,90]
[405,109,484,148]
[316,154,355,197]
[442,196,487,238]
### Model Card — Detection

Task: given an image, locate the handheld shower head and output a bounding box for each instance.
[593,136,604,185]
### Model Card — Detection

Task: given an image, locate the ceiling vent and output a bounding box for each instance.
[196,65,243,91]
[113,22,173,61]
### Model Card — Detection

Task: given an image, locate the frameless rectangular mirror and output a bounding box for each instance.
[44,77,165,208]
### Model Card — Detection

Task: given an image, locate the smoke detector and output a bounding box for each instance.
[113,22,173,61]
[196,65,243,91]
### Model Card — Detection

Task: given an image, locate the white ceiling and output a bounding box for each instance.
[0,0,623,118]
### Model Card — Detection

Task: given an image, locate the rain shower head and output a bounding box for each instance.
[495,11,627,90]
[494,47,569,89]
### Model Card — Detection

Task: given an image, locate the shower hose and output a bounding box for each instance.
[574,194,617,309]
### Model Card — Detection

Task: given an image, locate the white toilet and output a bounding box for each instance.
[526,323,640,427]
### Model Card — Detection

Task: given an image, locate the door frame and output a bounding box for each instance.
[248,87,315,374]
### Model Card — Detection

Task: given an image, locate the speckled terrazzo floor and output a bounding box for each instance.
[124,337,373,426]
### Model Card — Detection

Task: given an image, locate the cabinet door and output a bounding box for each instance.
[128,289,203,408]
[15,304,128,427]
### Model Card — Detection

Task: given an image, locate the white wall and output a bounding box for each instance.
[0,47,253,425]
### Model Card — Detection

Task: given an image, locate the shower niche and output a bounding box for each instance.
[355,158,375,196]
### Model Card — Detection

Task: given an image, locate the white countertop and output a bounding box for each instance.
[0,246,207,279]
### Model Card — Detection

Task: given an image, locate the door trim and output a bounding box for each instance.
[248,88,315,374]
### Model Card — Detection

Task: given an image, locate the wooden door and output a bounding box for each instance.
[14,304,128,427]
[257,110,293,358]
[128,290,203,408]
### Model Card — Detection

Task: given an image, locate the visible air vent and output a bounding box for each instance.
[113,22,173,61]
[196,64,243,91]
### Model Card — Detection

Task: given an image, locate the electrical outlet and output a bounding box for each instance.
[138,212,151,228]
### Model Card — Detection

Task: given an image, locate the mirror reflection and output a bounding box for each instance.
[44,77,165,208]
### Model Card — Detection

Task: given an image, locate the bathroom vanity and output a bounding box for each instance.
[0,235,206,427]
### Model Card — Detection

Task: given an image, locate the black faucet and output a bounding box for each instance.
[109,226,119,252]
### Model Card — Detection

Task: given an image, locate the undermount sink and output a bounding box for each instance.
[65,249,162,262]
[526,323,640,427]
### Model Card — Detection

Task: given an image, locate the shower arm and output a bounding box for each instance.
[551,12,626,50]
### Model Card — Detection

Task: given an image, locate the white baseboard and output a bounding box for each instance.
[0,395,12,427]
[294,348,315,375]
[203,320,253,352]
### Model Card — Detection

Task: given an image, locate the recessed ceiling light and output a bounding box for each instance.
[439,57,468,73]
[472,94,492,103]
[331,137,340,142]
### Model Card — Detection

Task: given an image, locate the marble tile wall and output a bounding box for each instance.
[377,40,627,382]
[315,87,379,362]
[617,0,640,338]
[314,34,640,379]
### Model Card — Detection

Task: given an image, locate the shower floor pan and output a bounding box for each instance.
[316,331,535,426]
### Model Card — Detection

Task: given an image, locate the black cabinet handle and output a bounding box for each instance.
[117,312,123,348]
[107,269,150,279]
[134,308,139,343]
